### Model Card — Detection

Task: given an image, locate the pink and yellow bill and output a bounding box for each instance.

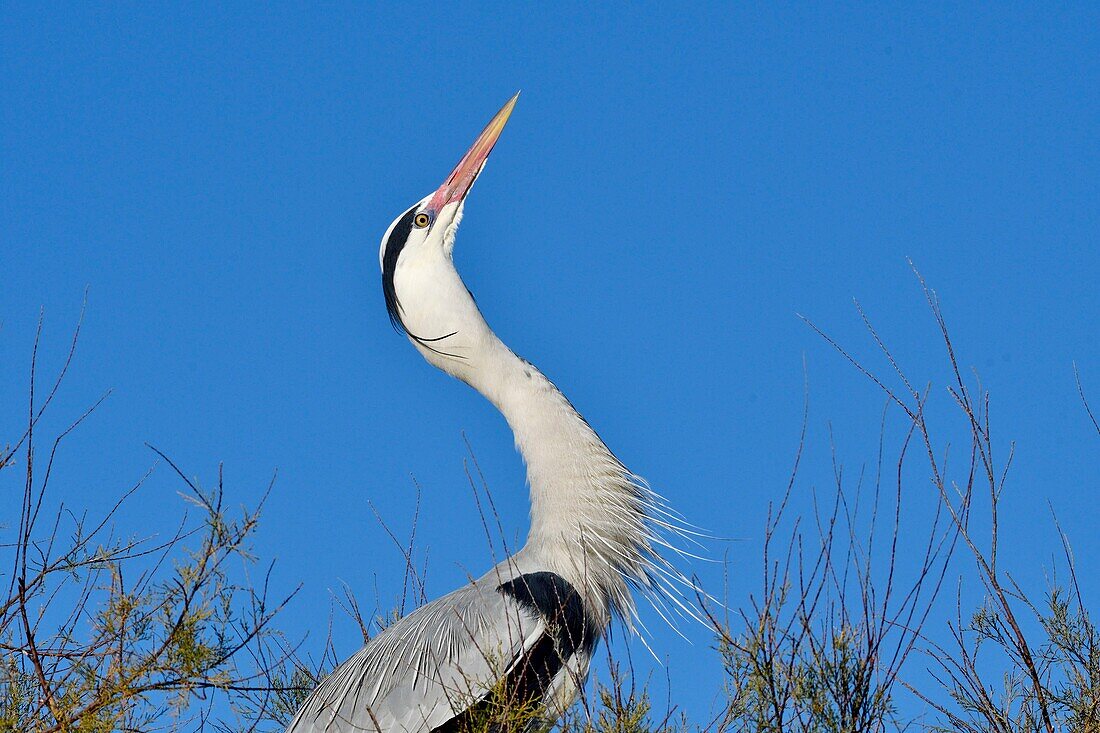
[427,92,519,213]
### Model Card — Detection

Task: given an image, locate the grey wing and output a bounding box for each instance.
[285,577,546,733]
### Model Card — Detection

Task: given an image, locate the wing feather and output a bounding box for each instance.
[286,574,545,733]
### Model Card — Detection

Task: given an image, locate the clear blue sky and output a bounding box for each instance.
[3,3,1098,726]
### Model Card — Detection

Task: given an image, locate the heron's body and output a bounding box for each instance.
[289,559,595,731]
[288,95,690,733]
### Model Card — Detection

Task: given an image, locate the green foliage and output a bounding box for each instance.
[262,666,326,730]
[919,582,1100,733]
[0,461,295,732]
[1,318,301,732]
[560,663,680,733]
[1043,587,1100,731]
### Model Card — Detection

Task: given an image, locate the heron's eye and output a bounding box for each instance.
[414,213,431,228]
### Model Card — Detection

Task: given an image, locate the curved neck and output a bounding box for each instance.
[445,332,656,621]
[472,337,618,545]
[401,252,686,626]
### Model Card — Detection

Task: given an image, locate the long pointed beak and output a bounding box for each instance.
[427,93,518,214]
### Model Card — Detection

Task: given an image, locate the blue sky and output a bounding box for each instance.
[3,3,1098,726]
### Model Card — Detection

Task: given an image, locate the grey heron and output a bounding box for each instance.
[287,94,695,733]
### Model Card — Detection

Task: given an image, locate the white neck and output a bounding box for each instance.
[396,244,689,626]
[434,329,671,624]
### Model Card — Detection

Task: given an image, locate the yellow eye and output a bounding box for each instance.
[414,212,431,228]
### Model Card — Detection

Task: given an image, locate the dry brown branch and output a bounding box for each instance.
[704,337,959,732]
[797,265,1098,733]
[1,315,306,732]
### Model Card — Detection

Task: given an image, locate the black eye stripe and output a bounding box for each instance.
[382,206,419,334]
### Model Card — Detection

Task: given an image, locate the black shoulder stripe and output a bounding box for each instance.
[431,573,601,732]
[498,572,599,659]
[381,205,419,334]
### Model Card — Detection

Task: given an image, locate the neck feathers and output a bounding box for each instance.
[458,336,693,629]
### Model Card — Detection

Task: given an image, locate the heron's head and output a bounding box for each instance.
[378,94,518,369]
